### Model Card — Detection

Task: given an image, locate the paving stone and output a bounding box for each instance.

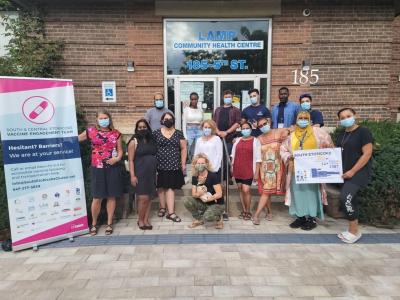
[195,275,230,286]
[230,275,266,286]
[135,286,175,298]
[251,286,291,297]
[158,276,194,286]
[96,288,136,299]
[288,285,331,297]
[122,276,160,288]
[213,285,252,297]
[176,286,213,297]
[85,278,125,289]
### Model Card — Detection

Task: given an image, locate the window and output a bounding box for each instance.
[165,20,269,75]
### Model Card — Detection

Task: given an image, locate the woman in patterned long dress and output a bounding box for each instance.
[252,117,289,225]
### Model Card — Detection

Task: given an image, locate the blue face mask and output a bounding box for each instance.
[98,118,110,128]
[340,117,355,128]
[301,102,311,110]
[260,124,271,134]
[297,119,309,128]
[224,97,232,105]
[155,99,164,109]
[203,128,212,136]
[250,97,258,105]
[241,128,252,137]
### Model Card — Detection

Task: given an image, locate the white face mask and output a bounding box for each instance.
[250,97,258,105]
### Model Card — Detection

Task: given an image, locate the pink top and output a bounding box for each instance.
[87,127,121,168]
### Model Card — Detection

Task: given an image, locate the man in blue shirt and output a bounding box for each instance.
[271,87,300,129]
[299,93,324,127]
[241,88,271,136]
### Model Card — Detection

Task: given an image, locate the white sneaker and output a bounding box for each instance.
[339,231,362,244]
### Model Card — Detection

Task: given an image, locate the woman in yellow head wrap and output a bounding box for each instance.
[280,111,333,230]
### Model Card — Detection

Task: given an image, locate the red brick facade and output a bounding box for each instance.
[41,0,399,132]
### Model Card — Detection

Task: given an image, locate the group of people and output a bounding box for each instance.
[79,87,373,244]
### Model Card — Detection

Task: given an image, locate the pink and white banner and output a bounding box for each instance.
[0,76,88,251]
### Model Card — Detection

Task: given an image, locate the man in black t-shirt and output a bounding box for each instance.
[336,108,373,244]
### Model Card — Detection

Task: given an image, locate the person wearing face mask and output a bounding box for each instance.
[78,109,124,236]
[252,117,289,225]
[299,93,324,127]
[271,87,300,129]
[336,108,373,244]
[182,92,203,160]
[153,112,186,222]
[184,154,225,229]
[241,88,271,136]
[280,111,333,230]
[145,92,172,131]
[193,120,223,174]
[127,119,157,230]
[213,90,241,150]
[231,122,262,220]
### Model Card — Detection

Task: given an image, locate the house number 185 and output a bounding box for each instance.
[292,69,319,85]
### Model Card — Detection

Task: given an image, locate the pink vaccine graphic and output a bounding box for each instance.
[22,96,55,124]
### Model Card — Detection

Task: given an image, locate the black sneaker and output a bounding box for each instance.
[301,217,317,231]
[289,217,306,228]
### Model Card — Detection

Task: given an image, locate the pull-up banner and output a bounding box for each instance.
[0,76,88,251]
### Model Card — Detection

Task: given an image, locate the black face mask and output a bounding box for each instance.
[137,129,149,137]
[163,119,174,128]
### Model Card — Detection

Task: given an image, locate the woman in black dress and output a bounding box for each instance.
[128,119,157,230]
[153,112,187,222]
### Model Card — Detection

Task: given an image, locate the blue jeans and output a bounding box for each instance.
[186,125,202,159]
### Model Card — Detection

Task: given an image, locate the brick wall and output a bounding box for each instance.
[270,0,396,126]
[41,0,399,132]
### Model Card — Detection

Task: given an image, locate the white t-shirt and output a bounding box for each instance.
[194,135,223,172]
[182,107,203,138]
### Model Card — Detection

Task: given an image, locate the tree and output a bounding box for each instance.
[0,1,64,231]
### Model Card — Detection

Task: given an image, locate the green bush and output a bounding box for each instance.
[332,121,400,226]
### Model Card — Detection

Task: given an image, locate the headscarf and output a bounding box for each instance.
[291,111,317,151]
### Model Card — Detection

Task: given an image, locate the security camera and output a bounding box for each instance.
[303,9,311,17]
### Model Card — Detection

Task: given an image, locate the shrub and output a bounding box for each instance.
[332,121,400,226]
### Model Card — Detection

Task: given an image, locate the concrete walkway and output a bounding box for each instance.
[1,195,399,299]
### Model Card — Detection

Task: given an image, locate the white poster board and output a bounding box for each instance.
[294,148,343,184]
[179,81,204,107]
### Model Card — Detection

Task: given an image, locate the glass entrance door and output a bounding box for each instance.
[219,79,255,111]
[175,78,216,130]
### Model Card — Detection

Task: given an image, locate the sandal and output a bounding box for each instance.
[158,207,166,217]
[215,219,224,229]
[137,222,147,230]
[238,211,245,219]
[89,225,97,236]
[243,212,252,221]
[188,219,204,228]
[105,224,113,235]
[252,217,260,225]
[266,214,273,221]
[166,213,181,223]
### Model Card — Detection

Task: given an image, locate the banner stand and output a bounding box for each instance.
[13,229,88,252]
[0,76,89,251]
